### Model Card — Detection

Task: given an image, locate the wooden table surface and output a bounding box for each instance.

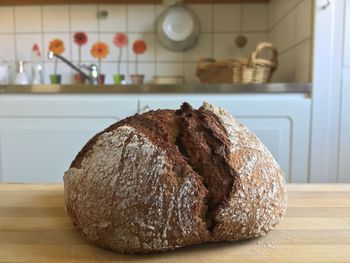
[1,184,350,263]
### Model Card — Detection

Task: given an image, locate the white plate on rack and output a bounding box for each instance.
[157,5,200,52]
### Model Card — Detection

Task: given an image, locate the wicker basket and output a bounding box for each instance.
[196,42,278,84]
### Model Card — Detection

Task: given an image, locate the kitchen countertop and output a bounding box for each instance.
[0,83,311,94]
[0,183,349,262]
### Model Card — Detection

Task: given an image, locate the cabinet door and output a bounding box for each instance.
[338,76,350,182]
[0,95,138,183]
[139,94,311,182]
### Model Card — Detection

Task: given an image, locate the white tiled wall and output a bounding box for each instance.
[268,0,313,82]
[0,4,268,84]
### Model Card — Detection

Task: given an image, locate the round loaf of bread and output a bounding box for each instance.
[64,102,287,254]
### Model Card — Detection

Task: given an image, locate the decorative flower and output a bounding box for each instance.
[32,44,41,57]
[91,42,109,59]
[74,32,88,67]
[113,33,128,76]
[49,39,65,55]
[113,33,128,48]
[132,40,147,75]
[74,32,88,46]
[132,39,147,55]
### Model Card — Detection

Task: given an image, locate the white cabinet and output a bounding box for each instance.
[0,93,310,183]
[139,94,311,183]
[339,73,350,182]
[312,0,350,182]
[338,1,350,182]
[0,95,138,183]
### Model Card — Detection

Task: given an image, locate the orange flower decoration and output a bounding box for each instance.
[91,42,109,59]
[133,39,147,55]
[49,39,65,55]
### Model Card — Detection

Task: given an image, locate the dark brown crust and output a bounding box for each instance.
[176,103,236,231]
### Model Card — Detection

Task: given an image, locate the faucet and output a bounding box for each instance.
[48,51,99,84]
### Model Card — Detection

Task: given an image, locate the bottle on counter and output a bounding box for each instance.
[31,44,43,84]
[14,60,29,85]
[0,62,10,85]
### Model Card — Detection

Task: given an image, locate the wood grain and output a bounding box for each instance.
[0,183,349,262]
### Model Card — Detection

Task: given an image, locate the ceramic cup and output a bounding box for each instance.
[73,73,85,84]
[113,74,125,84]
[130,74,144,84]
[50,74,62,84]
[0,63,9,85]
[98,74,105,85]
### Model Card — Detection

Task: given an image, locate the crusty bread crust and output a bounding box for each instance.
[64,102,287,254]
[201,102,287,240]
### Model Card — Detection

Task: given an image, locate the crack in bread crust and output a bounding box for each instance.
[176,102,236,232]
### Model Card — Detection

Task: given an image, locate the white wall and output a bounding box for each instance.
[338,0,350,182]
[309,0,347,182]
[268,0,313,82]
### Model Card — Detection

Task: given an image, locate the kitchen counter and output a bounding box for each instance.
[0,184,349,262]
[0,83,311,94]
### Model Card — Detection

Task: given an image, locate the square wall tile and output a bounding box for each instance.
[156,62,183,76]
[272,10,295,53]
[43,33,71,62]
[213,33,236,59]
[188,5,212,33]
[15,6,42,33]
[98,5,127,32]
[295,0,312,43]
[294,40,311,82]
[242,4,268,32]
[128,33,155,62]
[127,5,155,33]
[269,0,298,28]
[156,39,184,62]
[0,34,15,62]
[15,34,43,61]
[42,5,69,33]
[268,0,277,29]
[0,7,14,33]
[128,62,155,83]
[155,4,167,17]
[101,62,128,84]
[275,49,295,82]
[213,4,241,32]
[71,32,98,63]
[237,33,268,58]
[184,62,199,83]
[70,5,98,32]
[184,33,212,62]
[94,33,121,62]
[44,61,72,84]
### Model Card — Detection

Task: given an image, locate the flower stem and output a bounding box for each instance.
[78,46,82,67]
[117,48,122,75]
[135,54,138,75]
[98,58,101,75]
[54,57,58,75]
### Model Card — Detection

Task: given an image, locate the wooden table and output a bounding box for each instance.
[1,184,350,263]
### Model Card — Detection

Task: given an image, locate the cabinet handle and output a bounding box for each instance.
[140,105,151,114]
[320,0,331,9]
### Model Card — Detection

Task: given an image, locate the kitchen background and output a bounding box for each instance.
[0,0,312,84]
